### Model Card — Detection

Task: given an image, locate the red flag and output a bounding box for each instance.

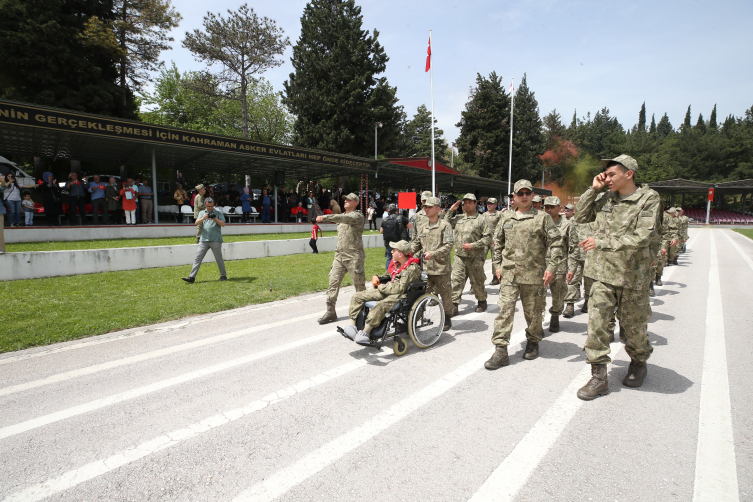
[425,37,431,72]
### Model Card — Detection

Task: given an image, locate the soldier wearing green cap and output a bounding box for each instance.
[411,190,435,242]
[563,202,586,318]
[484,180,564,369]
[481,197,504,286]
[411,197,454,329]
[316,193,366,324]
[445,193,492,314]
[665,207,682,266]
[542,195,573,332]
[574,154,660,401]
[532,194,543,210]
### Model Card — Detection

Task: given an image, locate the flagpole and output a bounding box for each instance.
[429,30,436,197]
[507,78,514,207]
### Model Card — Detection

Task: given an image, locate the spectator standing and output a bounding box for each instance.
[182,197,227,283]
[261,189,271,223]
[193,184,206,242]
[330,198,341,214]
[106,178,121,224]
[120,179,138,224]
[4,173,35,226]
[380,203,412,270]
[228,184,240,202]
[176,172,187,189]
[65,172,88,225]
[132,178,141,223]
[21,192,35,227]
[306,191,317,223]
[37,172,63,226]
[241,187,252,223]
[174,183,188,210]
[139,179,154,224]
[88,175,109,224]
[0,178,5,252]
[310,221,322,253]
[366,205,376,231]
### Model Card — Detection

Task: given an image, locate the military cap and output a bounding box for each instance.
[344,192,359,201]
[389,240,412,255]
[462,193,477,201]
[532,195,543,202]
[600,154,638,172]
[667,207,676,214]
[564,203,575,210]
[423,196,440,207]
[487,198,498,204]
[514,179,534,193]
[195,184,206,190]
[421,190,433,200]
[544,196,561,206]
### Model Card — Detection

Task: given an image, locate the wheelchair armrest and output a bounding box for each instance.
[378,275,390,284]
[407,282,427,292]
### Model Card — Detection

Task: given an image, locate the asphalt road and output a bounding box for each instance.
[0,228,749,502]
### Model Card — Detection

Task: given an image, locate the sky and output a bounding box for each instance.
[158,0,753,147]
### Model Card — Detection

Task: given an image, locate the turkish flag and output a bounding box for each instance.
[425,37,431,72]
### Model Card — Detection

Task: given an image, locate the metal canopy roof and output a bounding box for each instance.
[648,178,753,194]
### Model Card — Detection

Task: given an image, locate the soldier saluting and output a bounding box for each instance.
[484,180,564,369]
[574,155,661,400]
[445,193,492,315]
[316,193,366,324]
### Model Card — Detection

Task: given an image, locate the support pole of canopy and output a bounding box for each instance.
[152,149,158,224]
[274,184,278,223]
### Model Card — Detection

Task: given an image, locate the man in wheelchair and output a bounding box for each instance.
[340,240,421,346]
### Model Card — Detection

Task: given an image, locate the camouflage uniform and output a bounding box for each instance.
[193,191,206,240]
[679,214,690,252]
[411,207,455,315]
[482,209,505,274]
[564,220,586,303]
[652,211,672,280]
[666,210,681,263]
[349,262,421,328]
[546,215,571,316]
[445,201,492,304]
[574,184,661,365]
[321,209,366,305]
[411,191,434,242]
[491,206,564,346]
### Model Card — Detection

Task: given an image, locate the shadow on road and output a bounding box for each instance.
[650,311,676,322]
[608,360,694,395]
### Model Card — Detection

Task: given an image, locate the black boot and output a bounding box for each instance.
[549,315,560,333]
[623,360,647,388]
[581,298,589,314]
[649,281,655,297]
[523,340,539,360]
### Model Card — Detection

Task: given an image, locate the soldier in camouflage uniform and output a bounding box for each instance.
[542,196,571,332]
[411,191,434,242]
[481,198,505,286]
[532,194,543,210]
[445,193,492,315]
[666,208,682,266]
[678,209,690,253]
[651,208,673,291]
[484,180,564,369]
[563,203,585,318]
[411,197,454,330]
[574,155,661,401]
[316,193,366,324]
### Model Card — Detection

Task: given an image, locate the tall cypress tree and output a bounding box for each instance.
[283,0,403,158]
[0,0,136,117]
[511,74,545,182]
[682,105,692,131]
[709,104,718,130]
[695,113,707,133]
[649,113,657,134]
[455,72,511,180]
[657,113,673,139]
[638,102,647,133]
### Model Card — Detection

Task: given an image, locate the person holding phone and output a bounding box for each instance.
[182,197,227,283]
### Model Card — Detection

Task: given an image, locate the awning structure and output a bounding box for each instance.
[647,178,753,213]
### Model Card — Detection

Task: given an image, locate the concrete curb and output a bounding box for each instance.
[1,234,384,281]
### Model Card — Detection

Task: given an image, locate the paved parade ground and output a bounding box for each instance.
[1,227,750,502]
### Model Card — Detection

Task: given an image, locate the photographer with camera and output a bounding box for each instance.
[182,197,227,283]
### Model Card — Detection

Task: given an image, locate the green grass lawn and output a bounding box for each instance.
[6,231,325,252]
[0,247,389,353]
[734,229,753,240]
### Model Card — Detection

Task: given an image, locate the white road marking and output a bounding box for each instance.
[0,312,321,397]
[722,229,753,272]
[0,329,335,441]
[692,233,739,502]
[0,358,372,502]
[1,308,494,501]
[467,232,698,502]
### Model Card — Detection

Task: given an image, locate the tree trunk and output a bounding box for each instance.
[241,75,249,140]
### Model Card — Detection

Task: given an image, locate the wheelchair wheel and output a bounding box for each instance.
[393,337,407,356]
[408,293,444,348]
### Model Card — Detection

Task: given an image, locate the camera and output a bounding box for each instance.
[206,211,216,219]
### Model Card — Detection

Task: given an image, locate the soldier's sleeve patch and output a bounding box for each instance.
[641,210,653,218]
[503,222,513,229]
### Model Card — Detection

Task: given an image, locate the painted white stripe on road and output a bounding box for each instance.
[0,329,335,441]
[692,233,739,502]
[0,312,321,397]
[722,229,753,272]
[0,358,372,502]
[231,349,494,502]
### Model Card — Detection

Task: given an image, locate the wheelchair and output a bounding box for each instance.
[341,264,445,356]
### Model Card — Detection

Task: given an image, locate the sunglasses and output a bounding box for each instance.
[516,190,533,196]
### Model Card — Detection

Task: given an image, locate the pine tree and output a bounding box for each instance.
[638,102,647,133]
[282,0,403,158]
[695,113,707,133]
[649,113,657,134]
[542,109,566,149]
[683,105,692,131]
[657,113,673,139]
[403,105,448,164]
[455,72,511,180]
[512,74,545,183]
[709,104,718,130]
[0,0,136,117]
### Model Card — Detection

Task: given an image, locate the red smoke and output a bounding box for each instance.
[538,138,580,205]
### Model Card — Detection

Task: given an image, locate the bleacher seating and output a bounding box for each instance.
[680,207,753,224]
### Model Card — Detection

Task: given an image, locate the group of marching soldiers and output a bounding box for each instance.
[316,154,689,402]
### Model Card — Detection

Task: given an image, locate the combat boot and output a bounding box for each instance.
[563,303,575,318]
[655,275,663,286]
[623,360,647,388]
[549,315,560,333]
[577,364,609,401]
[317,302,337,324]
[673,257,678,265]
[619,326,627,343]
[609,329,615,343]
[484,346,509,370]
[489,276,500,286]
[523,340,539,360]
[452,303,459,317]
[475,300,487,313]
[581,298,589,314]
[649,281,655,297]
[443,318,452,331]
